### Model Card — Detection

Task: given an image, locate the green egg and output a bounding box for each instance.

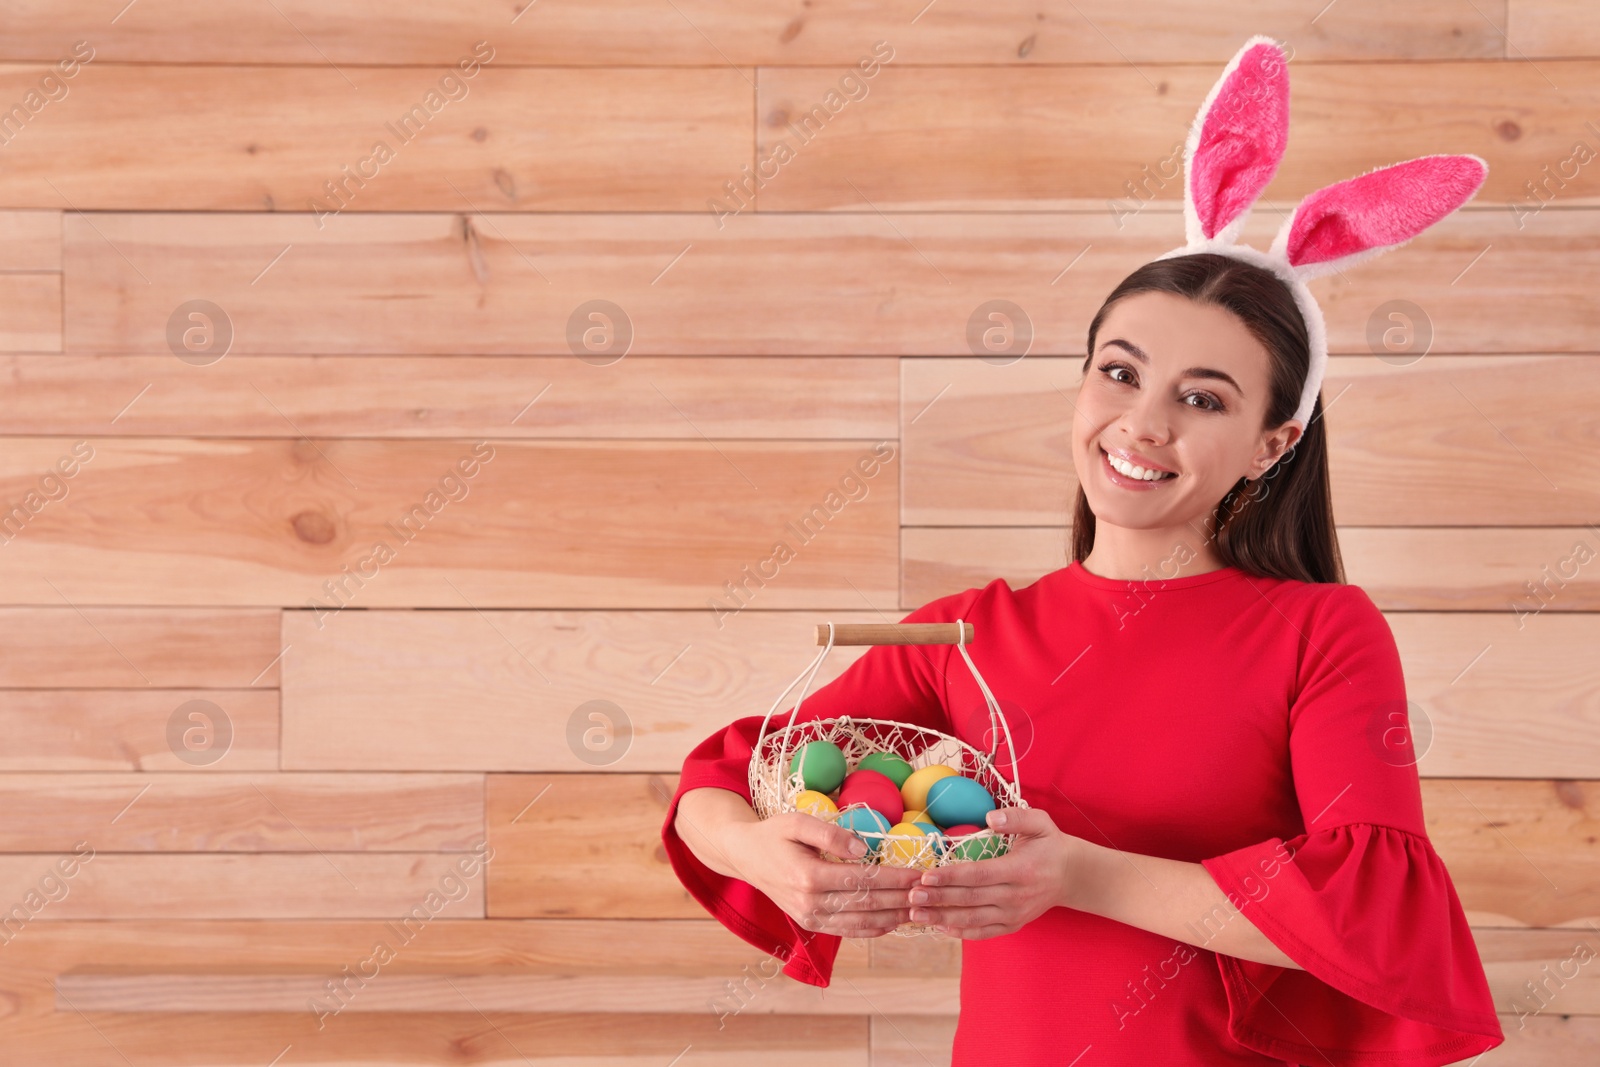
[789,741,847,794]
[856,751,915,788]
[948,830,1008,862]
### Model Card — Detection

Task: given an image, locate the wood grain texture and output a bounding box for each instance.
[1390,612,1600,780]
[55,973,958,1014]
[0,1011,857,1067]
[64,209,1592,356]
[756,55,1576,210]
[0,210,59,270]
[0,608,281,687]
[900,526,1600,613]
[0,2,1510,65]
[0,63,752,211]
[0,689,279,771]
[1426,780,1600,928]
[486,773,689,918]
[1508,0,1600,58]
[0,273,58,351]
[477,773,1600,925]
[0,438,898,607]
[901,355,1600,526]
[280,610,881,771]
[0,355,897,439]
[0,853,486,920]
[0,773,484,851]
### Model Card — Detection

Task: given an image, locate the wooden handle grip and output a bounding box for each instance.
[816,622,974,646]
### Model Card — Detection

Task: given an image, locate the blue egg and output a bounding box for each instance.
[912,821,945,852]
[925,776,996,828]
[836,807,892,852]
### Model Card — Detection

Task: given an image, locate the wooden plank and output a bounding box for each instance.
[0,64,751,211]
[0,608,281,687]
[1396,614,1600,780]
[282,605,1600,779]
[0,274,58,352]
[0,774,483,851]
[902,355,1600,526]
[281,611,881,771]
[0,1011,858,1066]
[900,526,1600,613]
[63,209,1591,356]
[0,2,1508,65]
[756,57,1587,210]
[0,355,897,439]
[0,853,485,919]
[0,211,59,270]
[1426,780,1600,928]
[0,438,899,607]
[55,973,956,1014]
[1508,0,1600,58]
[478,773,1600,924]
[487,774,689,918]
[0,689,279,771]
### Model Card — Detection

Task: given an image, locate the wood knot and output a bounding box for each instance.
[779,17,804,43]
[1495,119,1522,141]
[290,510,336,545]
[471,126,488,142]
[1554,780,1585,810]
[1017,33,1036,59]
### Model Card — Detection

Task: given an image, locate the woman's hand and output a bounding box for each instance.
[726,812,927,938]
[908,807,1087,939]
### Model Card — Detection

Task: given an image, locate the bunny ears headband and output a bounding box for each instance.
[1152,35,1488,429]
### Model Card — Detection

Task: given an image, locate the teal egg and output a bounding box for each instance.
[912,821,944,852]
[925,776,995,828]
[836,807,892,853]
[789,741,846,794]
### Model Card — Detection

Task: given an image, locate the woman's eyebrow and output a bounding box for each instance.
[1098,338,1245,396]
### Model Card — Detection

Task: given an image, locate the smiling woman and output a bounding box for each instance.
[1069,253,1337,585]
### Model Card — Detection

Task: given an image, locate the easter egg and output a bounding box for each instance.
[836,807,892,854]
[881,822,937,869]
[925,776,995,828]
[901,764,960,812]
[912,821,944,853]
[789,741,846,794]
[794,790,838,818]
[836,769,905,825]
[942,824,1008,862]
[857,751,914,788]
[902,809,929,825]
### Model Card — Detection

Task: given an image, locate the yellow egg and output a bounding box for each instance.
[901,765,960,812]
[902,809,929,825]
[794,789,838,818]
[881,822,936,869]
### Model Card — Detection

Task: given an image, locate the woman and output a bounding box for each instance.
[661,251,1505,1064]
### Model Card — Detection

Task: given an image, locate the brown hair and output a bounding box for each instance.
[1070,252,1344,584]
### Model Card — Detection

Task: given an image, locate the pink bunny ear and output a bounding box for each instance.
[1274,154,1489,280]
[1182,36,1291,247]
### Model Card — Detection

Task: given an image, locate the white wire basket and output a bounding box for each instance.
[747,619,1028,937]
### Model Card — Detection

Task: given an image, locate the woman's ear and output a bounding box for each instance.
[1254,420,1304,476]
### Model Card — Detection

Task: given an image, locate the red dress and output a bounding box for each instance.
[660,560,1505,1064]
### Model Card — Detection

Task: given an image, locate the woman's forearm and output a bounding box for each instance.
[673,787,759,880]
[1065,840,1302,970]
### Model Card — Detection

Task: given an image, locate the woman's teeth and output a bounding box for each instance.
[1104,448,1175,481]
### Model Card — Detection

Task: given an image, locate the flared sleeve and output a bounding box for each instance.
[660,587,980,987]
[1199,584,1505,1065]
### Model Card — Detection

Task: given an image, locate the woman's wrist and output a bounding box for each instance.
[675,787,757,881]
[1057,833,1116,915]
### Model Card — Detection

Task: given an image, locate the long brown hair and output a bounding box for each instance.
[1069,253,1344,584]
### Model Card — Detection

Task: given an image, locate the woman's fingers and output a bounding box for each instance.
[911,902,1006,929]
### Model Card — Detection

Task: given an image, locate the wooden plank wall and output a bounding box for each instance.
[0,2,1596,1063]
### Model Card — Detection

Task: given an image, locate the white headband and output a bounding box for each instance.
[1151,35,1488,429]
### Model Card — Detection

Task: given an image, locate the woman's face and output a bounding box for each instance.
[1072,289,1302,542]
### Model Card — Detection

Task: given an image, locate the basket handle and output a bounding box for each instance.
[752,619,1022,797]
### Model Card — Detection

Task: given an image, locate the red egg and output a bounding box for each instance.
[941,824,983,836]
[835,768,905,824]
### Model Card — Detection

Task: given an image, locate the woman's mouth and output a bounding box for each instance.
[1100,445,1178,489]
